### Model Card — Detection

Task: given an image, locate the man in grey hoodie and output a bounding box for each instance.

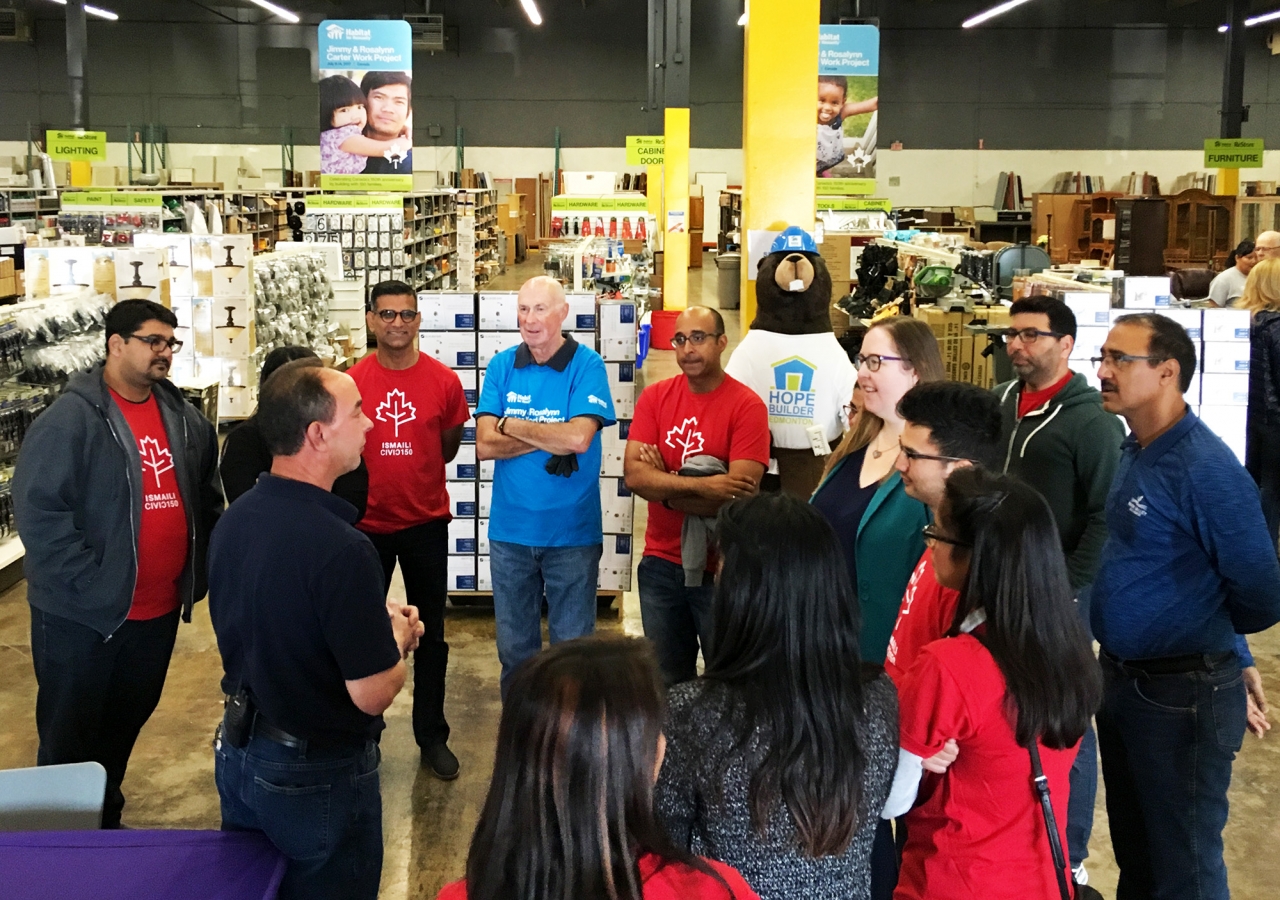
[14,299,222,828]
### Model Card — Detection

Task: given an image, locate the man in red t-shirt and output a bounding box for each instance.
[13,299,222,828]
[884,382,1004,685]
[625,307,769,684]
[350,281,470,780]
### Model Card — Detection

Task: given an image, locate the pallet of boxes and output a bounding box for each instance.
[912,303,1010,387]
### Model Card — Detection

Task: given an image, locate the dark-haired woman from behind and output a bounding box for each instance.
[436,635,759,900]
[655,493,898,900]
[887,468,1103,900]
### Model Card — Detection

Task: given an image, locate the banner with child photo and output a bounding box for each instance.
[319,20,414,191]
[817,24,879,188]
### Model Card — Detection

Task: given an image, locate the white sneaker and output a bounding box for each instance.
[1072,864,1089,886]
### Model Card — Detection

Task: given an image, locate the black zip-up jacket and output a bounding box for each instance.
[1246,310,1280,486]
[14,364,223,637]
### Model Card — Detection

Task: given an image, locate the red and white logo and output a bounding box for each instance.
[375,389,417,438]
[139,436,174,489]
[664,417,705,465]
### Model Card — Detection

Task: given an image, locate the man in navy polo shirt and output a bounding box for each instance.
[1092,313,1280,900]
[476,276,616,695]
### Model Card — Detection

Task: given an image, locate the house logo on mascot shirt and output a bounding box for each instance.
[768,357,818,423]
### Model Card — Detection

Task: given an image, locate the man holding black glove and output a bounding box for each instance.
[476,276,616,695]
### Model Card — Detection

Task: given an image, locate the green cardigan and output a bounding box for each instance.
[812,457,929,665]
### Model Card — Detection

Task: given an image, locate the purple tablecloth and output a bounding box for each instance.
[0,829,286,900]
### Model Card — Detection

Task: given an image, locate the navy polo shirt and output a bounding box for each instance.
[208,474,400,744]
[477,334,616,547]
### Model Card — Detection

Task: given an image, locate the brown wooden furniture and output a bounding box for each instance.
[1166,189,1235,269]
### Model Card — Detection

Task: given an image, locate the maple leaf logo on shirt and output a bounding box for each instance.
[664,417,705,465]
[139,436,174,489]
[376,389,418,438]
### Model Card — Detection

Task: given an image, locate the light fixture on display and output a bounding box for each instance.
[217,306,245,339]
[118,262,155,300]
[46,0,118,21]
[214,245,244,283]
[245,0,299,23]
[519,0,543,26]
[961,0,1036,28]
[63,259,88,288]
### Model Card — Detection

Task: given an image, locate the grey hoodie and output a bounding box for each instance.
[14,364,223,637]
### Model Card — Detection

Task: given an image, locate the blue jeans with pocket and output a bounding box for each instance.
[488,540,602,696]
[1096,651,1246,900]
[637,555,714,685]
[215,728,383,900]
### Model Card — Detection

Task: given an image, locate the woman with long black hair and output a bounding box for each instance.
[886,468,1103,900]
[655,493,898,900]
[437,635,758,900]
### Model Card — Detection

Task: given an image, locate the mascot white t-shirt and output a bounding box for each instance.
[725,330,857,450]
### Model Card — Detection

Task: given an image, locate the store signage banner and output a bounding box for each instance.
[1204,138,1263,169]
[552,197,651,212]
[319,20,414,191]
[47,130,107,161]
[308,194,404,209]
[61,191,164,208]
[817,197,892,212]
[817,24,879,187]
[816,178,877,196]
[626,136,665,166]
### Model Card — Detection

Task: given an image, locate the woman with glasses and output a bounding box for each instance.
[885,467,1102,900]
[1238,256,1280,543]
[655,493,898,900]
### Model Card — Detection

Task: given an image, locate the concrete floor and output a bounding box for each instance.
[2,253,1279,898]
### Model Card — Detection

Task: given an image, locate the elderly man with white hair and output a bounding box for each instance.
[475,276,617,695]
[1253,230,1280,261]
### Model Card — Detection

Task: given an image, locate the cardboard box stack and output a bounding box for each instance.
[912,304,1010,388]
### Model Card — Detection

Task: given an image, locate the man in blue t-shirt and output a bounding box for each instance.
[476,276,616,694]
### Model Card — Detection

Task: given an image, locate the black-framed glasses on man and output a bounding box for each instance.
[127,334,183,353]
[1089,352,1165,367]
[854,353,905,372]
[1002,327,1063,344]
[670,331,723,348]
[374,309,420,322]
[922,523,970,548]
[900,444,973,465]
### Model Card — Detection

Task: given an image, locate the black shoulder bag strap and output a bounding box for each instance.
[1028,741,1073,900]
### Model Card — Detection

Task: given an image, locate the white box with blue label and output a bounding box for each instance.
[456,368,478,407]
[1198,405,1247,465]
[1201,308,1251,343]
[1062,292,1112,327]
[600,476,635,533]
[1202,341,1250,374]
[448,555,477,592]
[1200,373,1249,406]
[567,292,597,331]
[478,480,493,517]
[1069,326,1109,361]
[599,299,639,361]
[606,361,637,418]
[447,480,477,518]
[480,459,494,481]
[420,330,477,368]
[478,331,523,368]
[1122,276,1172,309]
[448,518,476,555]
[448,443,477,481]
[477,518,490,555]
[478,292,519,331]
[477,554,492,591]
[601,445,625,478]
[601,419,632,451]
[419,292,475,331]
[1183,373,1202,405]
[598,533,633,592]
[1160,308,1203,341]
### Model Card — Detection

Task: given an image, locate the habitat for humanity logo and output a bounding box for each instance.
[329,24,372,41]
[325,23,345,39]
[768,357,817,422]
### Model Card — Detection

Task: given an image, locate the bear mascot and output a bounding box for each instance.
[724,226,857,498]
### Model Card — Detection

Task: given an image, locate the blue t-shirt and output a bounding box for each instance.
[477,335,616,547]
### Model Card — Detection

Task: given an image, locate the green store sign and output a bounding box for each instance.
[818,197,892,212]
[626,136,665,166]
[1204,139,1264,169]
[310,194,404,209]
[61,191,163,208]
[47,130,107,161]
[552,197,650,212]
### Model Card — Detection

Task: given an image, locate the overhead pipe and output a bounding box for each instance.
[66,0,89,127]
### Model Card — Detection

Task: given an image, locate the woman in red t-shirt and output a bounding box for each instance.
[886,468,1103,900]
[435,636,759,900]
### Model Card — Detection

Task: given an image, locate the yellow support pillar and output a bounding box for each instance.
[740,0,819,326]
[1218,168,1240,198]
[664,107,690,310]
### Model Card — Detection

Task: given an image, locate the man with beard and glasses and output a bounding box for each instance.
[14,299,223,828]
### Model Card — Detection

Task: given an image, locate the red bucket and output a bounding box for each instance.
[649,309,681,352]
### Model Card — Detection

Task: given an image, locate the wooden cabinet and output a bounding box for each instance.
[1032,192,1120,264]
[1234,197,1280,247]
[1166,189,1234,269]
[1113,198,1169,276]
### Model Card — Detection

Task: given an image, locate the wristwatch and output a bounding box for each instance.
[497,416,508,435]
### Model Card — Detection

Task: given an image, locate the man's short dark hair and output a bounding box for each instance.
[360,70,412,104]
[897,381,1005,470]
[105,300,178,351]
[257,360,337,457]
[682,305,725,335]
[368,280,417,311]
[260,345,319,386]
[1114,313,1198,392]
[1009,296,1078,341]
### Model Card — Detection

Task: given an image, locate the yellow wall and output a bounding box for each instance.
[664,107,690,310]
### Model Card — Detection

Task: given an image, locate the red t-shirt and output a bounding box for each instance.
[895,635,1078,900]
[1016,372,1072,419]
[350,352,470,534]
[884,549,961,686]
[110,389,188,621]
[628,374,770,568]
[435,853,761,900]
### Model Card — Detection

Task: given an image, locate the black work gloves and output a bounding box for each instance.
[544,453,580,478]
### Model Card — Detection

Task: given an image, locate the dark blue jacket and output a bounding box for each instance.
[1091,410,1280,666]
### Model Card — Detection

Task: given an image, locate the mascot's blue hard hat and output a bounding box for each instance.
[769,226,819,255]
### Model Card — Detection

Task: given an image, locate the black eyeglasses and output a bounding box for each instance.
[900,444,973,465]
[922,523,970,548]
[127,334,183,352]
[1089,352,1165,367]
[1003,327,1063,344]
[670,331,723,348]
[374,309,420,322]
[854,353,906,372]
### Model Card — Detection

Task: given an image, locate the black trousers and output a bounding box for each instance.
[366,520,450,749]
[29,604,181,828]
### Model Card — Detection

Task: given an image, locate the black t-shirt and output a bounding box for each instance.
[362,147,413,175]
[811,446,877,589]
[209,475,400,744]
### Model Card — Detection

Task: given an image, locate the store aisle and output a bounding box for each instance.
[1,252,1278,898]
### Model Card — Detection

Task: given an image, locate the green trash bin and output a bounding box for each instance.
[715,252,741,310]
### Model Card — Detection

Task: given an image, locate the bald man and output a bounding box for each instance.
[476,276,617,695]
[1254,230,1280,261]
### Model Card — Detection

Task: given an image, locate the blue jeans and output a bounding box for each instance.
[1096,652,1246,900]
[1067,722,1098,868]
[215,728,383,900]
[637,555,714,685]
[489,540,602,696]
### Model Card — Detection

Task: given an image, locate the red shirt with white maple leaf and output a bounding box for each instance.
[110,389,189,621]
[349,352,470,535]
[629,374,770,568]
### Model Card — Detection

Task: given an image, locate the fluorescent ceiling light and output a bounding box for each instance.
[1219,24,1229,32]
[519,0,543,26]
[245,0,299,23]
[962,0,1035,29]
[47,0,119,21]
[738,11,748,26]
[1218,9,1280,31]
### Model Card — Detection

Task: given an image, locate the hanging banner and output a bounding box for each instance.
[626,136,666,166]
[817,24,879,188]
[47,130,107,161]
[318,20,414,191]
